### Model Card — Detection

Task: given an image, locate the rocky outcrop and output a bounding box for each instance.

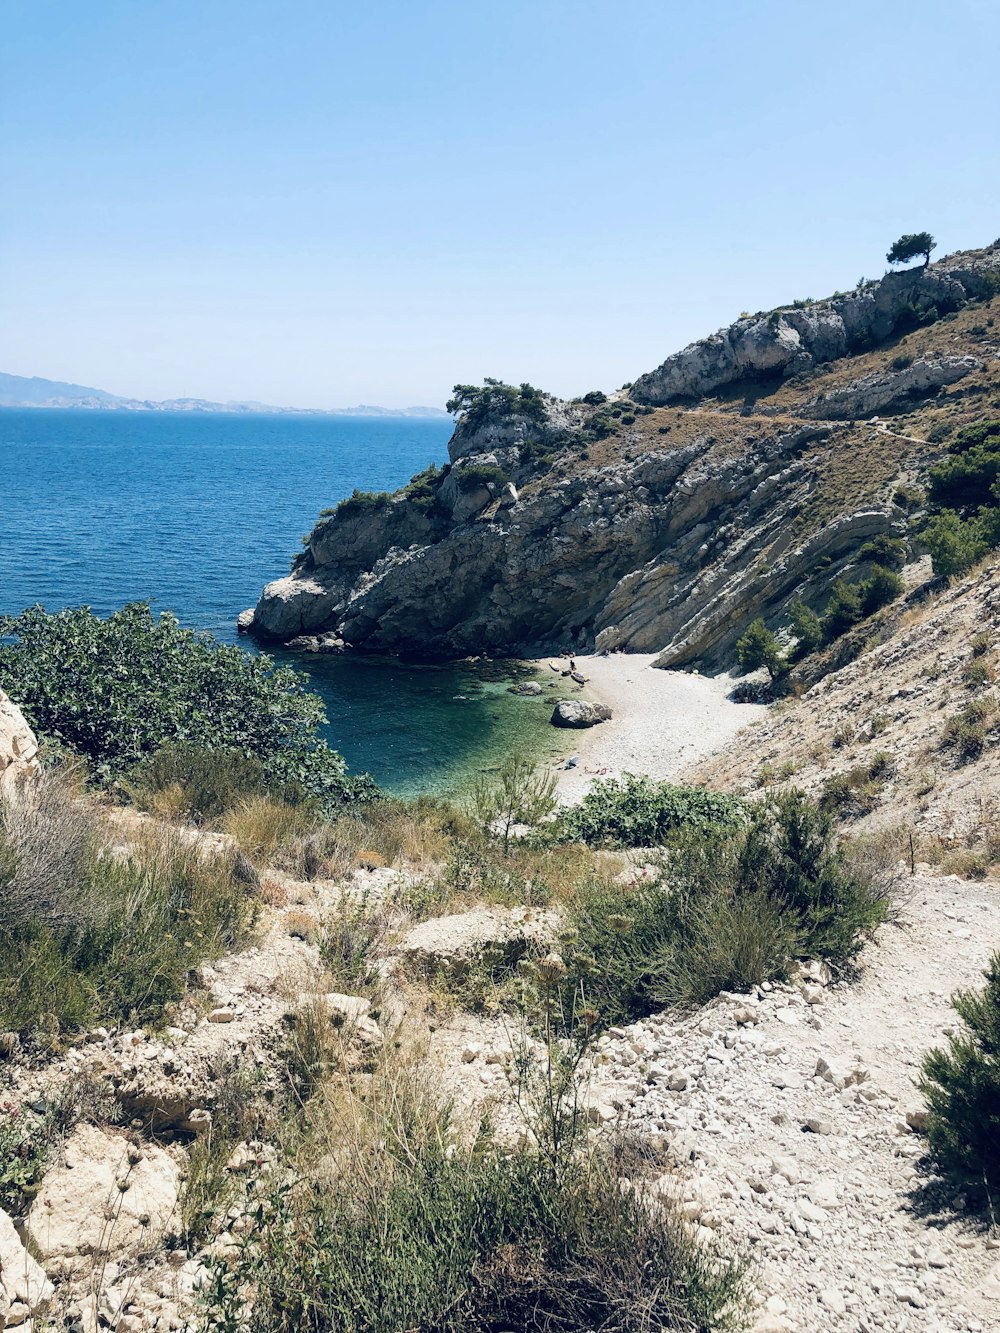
[796,356,980,420]
[27,1125,180,1272]
[551,699,612,727]
[0,690,38,798]
[0,1207,53,1324]
[250,421,898,668]
[632,252,999,404]
[247,245,1000,669]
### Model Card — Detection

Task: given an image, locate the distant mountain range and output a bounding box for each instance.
[0,371,449,419]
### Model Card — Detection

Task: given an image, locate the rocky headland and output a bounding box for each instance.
[246,244,1000,672]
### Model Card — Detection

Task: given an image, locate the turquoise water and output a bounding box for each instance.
[1,408,562,795]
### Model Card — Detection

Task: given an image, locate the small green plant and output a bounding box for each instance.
[941,697,997,762]
[918,952,1000,1203]
[858,535,907,571]
[331,489,394,519]
[454,462,509,494]
[891,353,913,371]
[471,752,557,854]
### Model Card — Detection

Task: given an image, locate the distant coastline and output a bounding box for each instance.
[0,371,448,419]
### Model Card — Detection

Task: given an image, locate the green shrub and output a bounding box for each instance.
[454,463,509,493]
[736,618,785,678]
[447,379,547,433]
[822,579,863,641]
[858,564,904,616]
[581,389,607,405]
[921,510,989,577]
[471,752,557,853]
[858,535,906,571]
[559,791,885,1026]
[918,952,1000,1200]
[330,489,394,520]
[891,353,913,371]
[559,775,744,849]
[788,600,823,656]
[941,698,997,762]
[200,1103,746,1333]
[0,603,378,809]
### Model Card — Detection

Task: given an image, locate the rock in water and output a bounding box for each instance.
[550,699,612,728]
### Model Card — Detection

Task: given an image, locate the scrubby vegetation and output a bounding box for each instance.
[199,1056,748,1333]
[558,774,744,849]
[918,952,1000,1201]
[555,790,888,1028]
[446,378,548,432]
[0,602,377,808]
[919,421,1000,577]
[0,770,257,1038]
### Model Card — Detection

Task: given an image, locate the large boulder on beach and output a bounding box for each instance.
[550,699,612,728]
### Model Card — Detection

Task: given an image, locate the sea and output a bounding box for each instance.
[1,408,564,797]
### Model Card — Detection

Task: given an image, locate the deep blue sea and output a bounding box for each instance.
[1,409,563,796]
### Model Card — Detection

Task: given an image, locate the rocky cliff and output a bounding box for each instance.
[247,245,1000,669]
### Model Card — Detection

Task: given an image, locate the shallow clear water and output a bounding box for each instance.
[1,408,563,795]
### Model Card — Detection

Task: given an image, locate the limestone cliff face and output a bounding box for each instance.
[249,245,1000,668]
[631,251,998,404]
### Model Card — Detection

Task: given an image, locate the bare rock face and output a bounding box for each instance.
[27,1125,180,1271]
[0,690,39,798]
[394,907,557,980]
[551,699,612,728]
[631,255,997,404]
[0,1207,53,1320]
[797,356,980,420]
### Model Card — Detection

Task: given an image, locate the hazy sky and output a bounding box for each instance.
[3,0,998,409]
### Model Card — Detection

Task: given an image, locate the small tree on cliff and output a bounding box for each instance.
[886,232,936,269]
[736,619,785,679]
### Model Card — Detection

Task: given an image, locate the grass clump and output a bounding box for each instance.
[0,771,257,1038]
[918,952,1000,1205]
[559,775,744,848]
[940,697,997,762]
[199,1060,747,1333]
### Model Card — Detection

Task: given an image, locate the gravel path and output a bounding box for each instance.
[589,871,1000,1332]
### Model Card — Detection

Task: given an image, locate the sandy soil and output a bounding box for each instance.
[541,653,767,803]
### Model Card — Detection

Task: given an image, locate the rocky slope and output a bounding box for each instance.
[247,244,1000,669]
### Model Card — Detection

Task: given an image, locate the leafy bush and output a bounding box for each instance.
[559,775,744,849]
[0,772,257,1035]
[0,603,378,809]
[822,579,863,640]
[330,488,394,519]
[581,389,607,405]
[736,618,785,678]
[454,462,509,494]
[788,600,823,657]
[922,509,990,577]
[918,952,1000,1199]
[858,564,904,616]
[858,534,906,571]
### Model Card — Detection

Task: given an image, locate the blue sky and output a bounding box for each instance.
[2,0,998,408]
